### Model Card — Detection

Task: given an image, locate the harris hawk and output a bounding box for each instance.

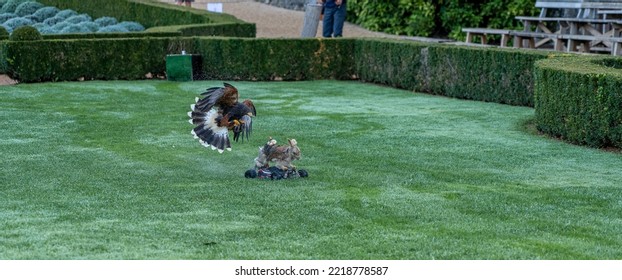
[188,83,256,153]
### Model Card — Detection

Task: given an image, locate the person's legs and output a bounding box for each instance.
[322,6,336,37]
[332,3,347,37]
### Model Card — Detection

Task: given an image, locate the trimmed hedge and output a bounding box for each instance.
[535,55,622,148]
[37,0,240,28]
[41,30,182,40]
[354,39,548,106]
[195,38,356,81]
[6,37,355,82]
[0,24,8,39]
[6,37,191,81]
[36,0,255,37]
[0,40,7,73]
[9,24,41,40]
[7,37,544,108]
[147,22,255,38]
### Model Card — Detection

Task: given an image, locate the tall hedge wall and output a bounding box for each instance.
[354,39,548,106]
[535,56,622,148]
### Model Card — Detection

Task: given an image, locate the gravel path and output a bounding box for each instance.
[0,75,17,85]
[159,0,396,38]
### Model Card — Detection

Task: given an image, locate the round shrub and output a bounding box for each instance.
[0,2,16,13]
[117,21,144,32]
[82,21,99,32]
[15,1,43,17]
[1,0,29,14]
[50,21,69,32]
[64,14,91,24]
[3,16,32,30]
[55,9,77,19]
[0,12,16,24]
[0,24,10,33]
[59,24,90,34]
[22,14,38,22]
[32,6,59,21]
[42,15,63,26]
[0,25,9,39]
[31,21,48,33]
[94,16,117,27]
[10,25,41,40]
[97,25,128,33]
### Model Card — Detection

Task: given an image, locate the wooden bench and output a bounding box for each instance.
[559,34,622,54]
[509,30,564,50]
[463,1,622,54]
[610,37,622,55]
[559,34,595,52]
[461,28,512,47]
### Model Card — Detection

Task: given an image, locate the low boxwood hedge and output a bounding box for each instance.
[6,37,356,82]
[37,0,241,28]
[354,39,548,107]
[35,0,254,37]
[535,55,622,148]
[6,37,189,82]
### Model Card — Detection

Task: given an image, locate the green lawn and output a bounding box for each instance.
[1,80,621,259]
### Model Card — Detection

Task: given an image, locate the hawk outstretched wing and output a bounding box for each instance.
[188,83,256,153]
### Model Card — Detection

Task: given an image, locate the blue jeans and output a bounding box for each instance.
[322,3,347,38]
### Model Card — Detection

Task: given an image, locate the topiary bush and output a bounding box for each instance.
[32,6,58,21]
[49,21,68,32]
[22,14,37,22]
[41,15,62,25]
[0,12,17,23]
[0,1,150,35]
[3,16,32,32]
[94,16,117,27]
[31,21,49,33]
[81,21,99,32]
[54,8,76,19]
[59,23,89,34]
[63,14,91,24]
[1,0,30,14]
[9,24,41,40]
[0,24,9,39]
[14,1,43,17]
[97,25,128,33]
[117,21,144,32]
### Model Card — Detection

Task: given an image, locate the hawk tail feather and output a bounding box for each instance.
[188,111,207,125]
[190,110,231,153]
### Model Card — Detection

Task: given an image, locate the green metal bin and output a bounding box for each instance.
[166,54,203,81]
